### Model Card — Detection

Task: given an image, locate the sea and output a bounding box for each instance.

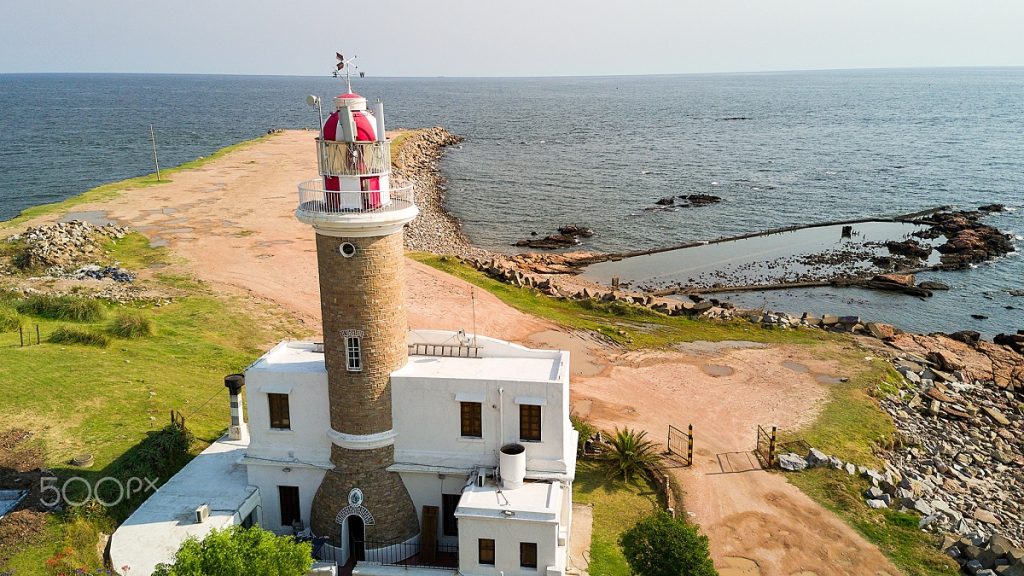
[0,70,1022,336]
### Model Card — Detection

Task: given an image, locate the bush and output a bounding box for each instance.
[598,427,662,482]
[109,310,154,338]
[153,525,312,576]
[48,325,110,347]
[0,307,22,332]
[570,413,597,458]
[620,512,718,576]
[16,294,106,322]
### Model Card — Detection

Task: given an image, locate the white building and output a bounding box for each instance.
[110,83,577,576]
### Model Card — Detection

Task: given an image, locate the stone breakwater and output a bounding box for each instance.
[394,127,486,259]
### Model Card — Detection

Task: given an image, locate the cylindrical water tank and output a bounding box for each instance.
[499,443,526,490]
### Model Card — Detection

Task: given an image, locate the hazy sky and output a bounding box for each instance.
[2,1,1022,76]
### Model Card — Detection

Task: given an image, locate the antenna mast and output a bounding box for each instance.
[471,287,478,347]
[335,52,359,92]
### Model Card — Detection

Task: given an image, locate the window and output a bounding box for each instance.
[442,493,460,536]
[460,402,482,438]
[278,485,300,527]
[268,393,291,430]
[478,538,495,566]
[520,404,541,442]
[520,542,538,569]
[346,336,362,372]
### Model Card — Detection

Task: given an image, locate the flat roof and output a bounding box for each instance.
[456,480,563,523]
[251,333,567,384]
[110,436,256,576]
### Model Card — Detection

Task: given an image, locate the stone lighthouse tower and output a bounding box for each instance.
[295,88,420,546]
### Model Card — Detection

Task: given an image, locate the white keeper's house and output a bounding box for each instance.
[110,83,578,576]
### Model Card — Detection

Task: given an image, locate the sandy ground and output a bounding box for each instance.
[16,130,901,575]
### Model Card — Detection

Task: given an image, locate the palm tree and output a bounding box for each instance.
[599,427,662,483]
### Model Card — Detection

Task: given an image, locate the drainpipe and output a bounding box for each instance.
[225,374,247,441]
[498,388,505,478]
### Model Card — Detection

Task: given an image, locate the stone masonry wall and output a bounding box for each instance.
[315,232,408,435]
[310,444,420,544]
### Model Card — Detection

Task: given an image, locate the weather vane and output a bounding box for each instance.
[335,52,358,92]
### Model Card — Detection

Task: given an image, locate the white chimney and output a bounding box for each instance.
[224,374,247,441]
[499,443,526,490]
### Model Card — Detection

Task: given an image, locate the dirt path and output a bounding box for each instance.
[13,130,901,575]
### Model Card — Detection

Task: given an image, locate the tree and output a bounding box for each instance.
[153,525,312,576]
[598,427,661,482]
[620,512,718,576]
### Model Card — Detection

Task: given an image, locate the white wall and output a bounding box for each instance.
[391,375,573,479]
[457,516,561,576]
[400,471,470,545]
[244,344,332,467]
[246,463,326,535]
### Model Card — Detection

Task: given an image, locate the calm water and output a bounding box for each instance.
[0,71,1021,335]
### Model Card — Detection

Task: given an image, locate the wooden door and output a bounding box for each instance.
[421,505,439,563]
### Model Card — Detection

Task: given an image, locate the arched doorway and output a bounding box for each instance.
[347,515,365,562]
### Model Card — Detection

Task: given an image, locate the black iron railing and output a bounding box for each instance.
[359,540,459,569]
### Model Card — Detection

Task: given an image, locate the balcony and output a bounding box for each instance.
[316,138,391,177]
[361,540,459,570]
[295,180,418,235]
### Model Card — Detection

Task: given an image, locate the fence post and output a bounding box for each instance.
[768,426,777,467]
[35,324,40,345]
[19,325,24,347]
[687,424,693,466]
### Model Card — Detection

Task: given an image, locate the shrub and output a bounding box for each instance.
[16,294,106,322]
[109,310,154,338]
[153,525,312,576]
[620,512,718,576]
[570,413,597,458]
[598,427,662,483]
[48,325,110,347]
[0,307,21,332]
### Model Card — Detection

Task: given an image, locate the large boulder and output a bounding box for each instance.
[778,453,808,471]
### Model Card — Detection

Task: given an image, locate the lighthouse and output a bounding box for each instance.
[296,88,420,545]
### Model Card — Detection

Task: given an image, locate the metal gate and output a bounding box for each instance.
[665,424,693,467]
[755,425,777,468]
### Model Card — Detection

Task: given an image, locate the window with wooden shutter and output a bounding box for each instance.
[520,542,538,568]
[520,404,541,442]
[460,402,482,438]
[268,393,291,430]
[478,538,495,565]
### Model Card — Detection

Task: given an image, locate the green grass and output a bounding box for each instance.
[787,469,958,576]
[778,352,902,466]
[109,310,155,338]
[103,231,173,270]
[573,461,663,576]
[410,252,828,348]
[0,306,21,332]
[48,325,111,347]
[16,294,107,322]
[0,133,276,230]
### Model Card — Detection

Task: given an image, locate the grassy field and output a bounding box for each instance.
[0,233,303,574]
[409,252,829,348]
[0,133,276,231]
[572,461,663,576]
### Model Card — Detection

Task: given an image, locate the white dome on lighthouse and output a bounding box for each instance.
[334,92,367,111]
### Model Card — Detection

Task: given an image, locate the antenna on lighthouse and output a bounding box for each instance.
[335,52,359,93]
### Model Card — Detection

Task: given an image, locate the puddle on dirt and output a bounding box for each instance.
[702,364,734,377]
[815,374,845,385]
[782,360,810,373]
[525,329,606,377]
[719,557,761,576]
[59,211,118,226]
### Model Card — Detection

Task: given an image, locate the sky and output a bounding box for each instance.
[2,1,1023,77]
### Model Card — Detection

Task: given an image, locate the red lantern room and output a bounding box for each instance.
[312,89,391,211]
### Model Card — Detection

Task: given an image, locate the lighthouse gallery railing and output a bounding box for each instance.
[316,139,391,177]
[297,181,414,214]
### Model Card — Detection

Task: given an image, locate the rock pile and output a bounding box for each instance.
[393,127,486,259]
[650,194,722,209]
[943,534,1024,575]
[921,210,1017,270]
[514,225,595,250]
[6,221,129,271]
[73,264,135,283]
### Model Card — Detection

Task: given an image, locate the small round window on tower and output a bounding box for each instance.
[339,242,357,258]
